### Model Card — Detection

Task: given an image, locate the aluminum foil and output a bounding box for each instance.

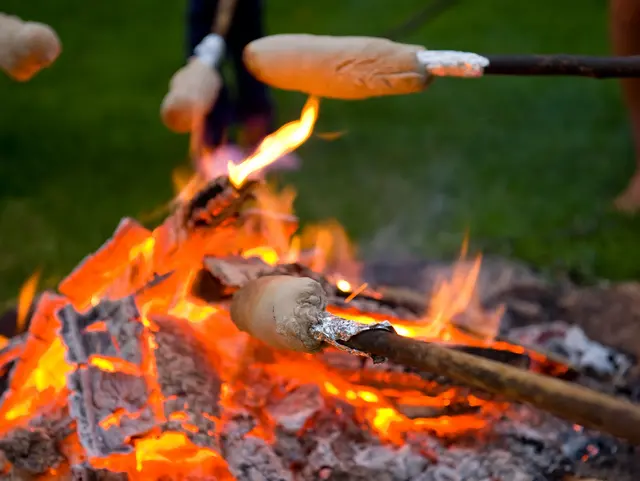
[310,314,396,363]
[416,50,489,78]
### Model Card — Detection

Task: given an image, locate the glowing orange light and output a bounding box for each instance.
[228,96,319,187]
[17,270,40,333]
[242,246,279,266]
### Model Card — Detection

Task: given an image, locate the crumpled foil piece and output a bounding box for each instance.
[417,50,489,78]
[310,314,396,363]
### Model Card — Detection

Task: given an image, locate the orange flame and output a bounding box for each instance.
[228,96,319,187]
[16,269,40,334]
[0,97,537,478]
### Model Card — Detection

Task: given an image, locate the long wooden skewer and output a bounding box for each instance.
[344,328,640,444]
[230,275,640,445]
[243,35,640,100]
[481,54,640,78]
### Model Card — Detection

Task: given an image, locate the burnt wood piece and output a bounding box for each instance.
[198,256,420,319]
[0,333,28,396]
[182,176,259,230]
[0,414,73,476]
[58,298,223,458]
[58,297,158,458]
[343,329,640,445]
[0,297,226,479]
[484,54,640,78]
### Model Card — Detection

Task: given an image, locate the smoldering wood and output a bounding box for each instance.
[181,177,259,231]
[60,297,155,458]
[5,247,640,480]
[151,315,222,448]
[70,464,128,481]
[0,413,72,476]
[59,298,143,366]
[230,274,625,440]
[0,296,225,479]
[201,258,574,380]
[198,256,419,319]
[344,329,640,445]
[0,333,28,394]
[200,256,333,293]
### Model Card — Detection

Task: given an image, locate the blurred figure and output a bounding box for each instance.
[611,0,640,212]
[186,0,299,178]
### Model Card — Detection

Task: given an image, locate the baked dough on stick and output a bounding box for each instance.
[0,13,61,82]
[242,34,488,99]
[245,34,640,99]
[230,275,392,353]
[230,275,640,445]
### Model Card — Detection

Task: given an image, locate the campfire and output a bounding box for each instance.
[0,97,638,481]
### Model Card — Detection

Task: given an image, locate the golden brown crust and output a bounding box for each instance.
[243,34,430,99]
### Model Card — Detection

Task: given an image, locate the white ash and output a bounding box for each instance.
[215,346,639,481]
[152,315,222,450]
[67,366,155,457]
[221,413,293,481]
[59,298,143,366]
[267,384,325,433]
[509,321,632,378]
[60,298,157,458]
[71,463,128,481]
[0,427,61,475]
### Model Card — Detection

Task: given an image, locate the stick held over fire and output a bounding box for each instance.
[243,34,640,99]
[160,0,237,133]
[0,13,61,82]
[230,275,640,445]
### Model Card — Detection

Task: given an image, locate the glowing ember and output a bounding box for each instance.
[0,97,539,480]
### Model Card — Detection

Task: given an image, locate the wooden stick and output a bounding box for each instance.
[483,54,640,79]
[344,329,640,444]
[160,0,239,133]
[243,35,640,100]
[378,285,579,378]
[230,275,640,445]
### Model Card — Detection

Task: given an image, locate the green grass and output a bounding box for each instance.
[1,0,639,303]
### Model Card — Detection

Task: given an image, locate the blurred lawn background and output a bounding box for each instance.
[1,0,639,303]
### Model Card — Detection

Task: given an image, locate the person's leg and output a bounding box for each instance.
[611,0,640,212]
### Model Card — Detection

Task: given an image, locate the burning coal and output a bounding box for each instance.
[0,98,635,481]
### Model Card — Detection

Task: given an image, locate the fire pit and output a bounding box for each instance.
[0,99,638,481]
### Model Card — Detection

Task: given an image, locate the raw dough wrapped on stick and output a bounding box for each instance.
[243,34,640,100]
[230,275,640,445]
[0,13,61,82]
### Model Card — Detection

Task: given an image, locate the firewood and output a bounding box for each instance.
[198,255,419,319]
[0,297,227,480]
[230,275,640,445]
